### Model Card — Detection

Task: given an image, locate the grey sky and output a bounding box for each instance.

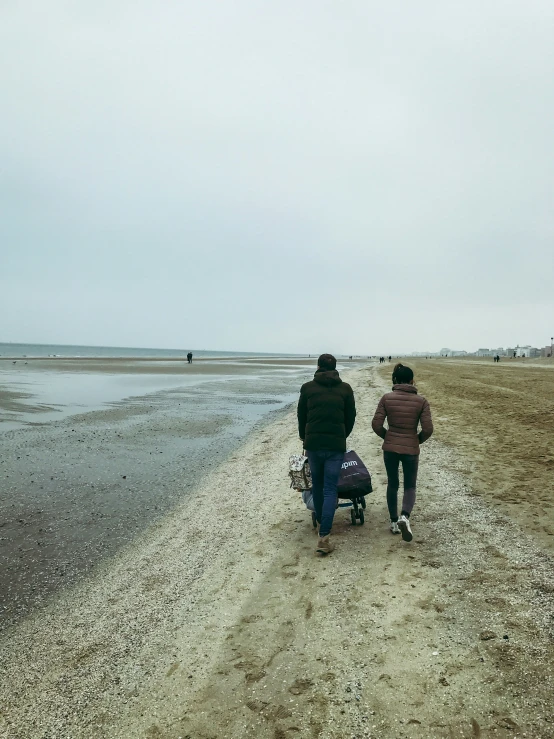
[1,1,553,354]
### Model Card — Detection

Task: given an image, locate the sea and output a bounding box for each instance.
[0,342,290,359]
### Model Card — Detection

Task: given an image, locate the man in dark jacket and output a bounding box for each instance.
[298,354,356,554]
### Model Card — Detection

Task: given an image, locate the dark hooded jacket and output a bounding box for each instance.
[297,369,356,452]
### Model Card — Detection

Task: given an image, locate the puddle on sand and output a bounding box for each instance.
[0,361,327,429]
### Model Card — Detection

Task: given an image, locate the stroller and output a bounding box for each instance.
[290,450,372,527]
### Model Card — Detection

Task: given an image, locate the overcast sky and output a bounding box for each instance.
[1,1,553,354]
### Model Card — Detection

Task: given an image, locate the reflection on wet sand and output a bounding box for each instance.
[0,356,346,426]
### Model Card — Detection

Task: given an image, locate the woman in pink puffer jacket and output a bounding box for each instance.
[372,363,433,541]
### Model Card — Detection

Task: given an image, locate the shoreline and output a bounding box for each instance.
[0,356,314,362]
[0,356,340,428]
[0,362,310,629]
[0,357,364,431]
[0,355,367,365]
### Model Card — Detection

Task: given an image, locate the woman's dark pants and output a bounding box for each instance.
[383,451,419,519]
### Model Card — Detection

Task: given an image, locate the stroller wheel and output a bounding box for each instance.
[359,509,365,525]
[360,496,366,510]
[350,509,357,526]
[311,511,317,528]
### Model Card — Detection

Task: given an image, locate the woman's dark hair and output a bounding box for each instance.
[318,353,337,371]
[392,363,413,385]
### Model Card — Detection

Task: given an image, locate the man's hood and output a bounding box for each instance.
[314,369,342,386]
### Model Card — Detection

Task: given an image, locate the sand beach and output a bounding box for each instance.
[0,359,553,738]
[3,0,553,735]
[400,357,554,552]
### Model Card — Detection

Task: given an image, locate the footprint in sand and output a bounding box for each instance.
[241,614,263,623]
[288,678,314,695]
[165,661,180,677]
[245,669,267,683]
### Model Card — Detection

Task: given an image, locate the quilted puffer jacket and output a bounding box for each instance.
[371,384,433,455]
[298,369,356,452]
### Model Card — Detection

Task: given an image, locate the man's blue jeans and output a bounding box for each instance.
[306,450,344,537]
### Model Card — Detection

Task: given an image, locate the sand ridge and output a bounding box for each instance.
[0,364,553,738]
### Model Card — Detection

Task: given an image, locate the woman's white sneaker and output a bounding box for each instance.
[397,515,413,542]
[390,520,400,534]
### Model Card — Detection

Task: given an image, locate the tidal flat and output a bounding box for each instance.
[0,356,347,628]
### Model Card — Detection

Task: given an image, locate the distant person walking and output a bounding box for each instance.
[371,363,433,542]
[187,352,193,364]
[298,354,356,554]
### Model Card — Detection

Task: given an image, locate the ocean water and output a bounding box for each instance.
[0,342,291,359]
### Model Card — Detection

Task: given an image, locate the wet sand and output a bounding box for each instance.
[1,362,553,738]
[0,357,359,424]
[0,356,356,374]
[0,358,332,628]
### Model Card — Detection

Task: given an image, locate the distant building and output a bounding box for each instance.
[541,345,553,358]
[513,345,539,358]
[438,348,467,357]
[477,348,493,357]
